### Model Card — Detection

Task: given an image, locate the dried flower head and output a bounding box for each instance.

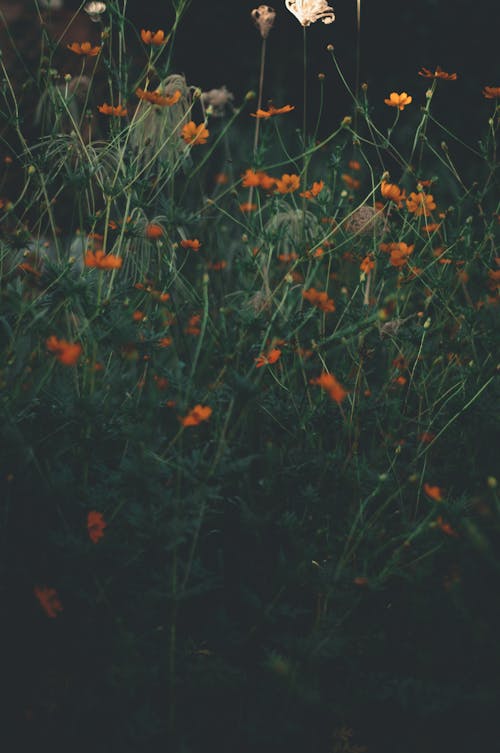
[251,5,276,38]
[84,1,106,22]
[344,205,384,237]
[201,86,234,117]
[285,0,335,27]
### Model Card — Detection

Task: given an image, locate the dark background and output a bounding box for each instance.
[132,0,500,143]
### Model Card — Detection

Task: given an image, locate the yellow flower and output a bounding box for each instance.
[384,92,412,110]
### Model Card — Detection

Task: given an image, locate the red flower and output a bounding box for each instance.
[180,404,212,427]
[34,586,63,618]
[46,336,82,366]
[310,371,348,404]
[87,511,107,544]
[255,348,282,368]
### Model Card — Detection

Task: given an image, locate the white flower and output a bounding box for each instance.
[84,1,106,22]
[285,0,335,26]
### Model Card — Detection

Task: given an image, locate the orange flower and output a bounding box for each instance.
[239,202,257,213]
[300,180,324,199]
[435,516,458,538]
[302,287,335,313]
[348,160,361,171]
[87,511,107,544]
[251,103,295,118]
[46,335,82,366]
[140,29,167,46]
[423,222,441,233]
[214,172,229,185]
[181,121,209,145]
[341,173,360,190]
[85,249,123,269]
[34,586,63,618]
[158,336,173,348]
[180,238,201,251]
[424,483,444,502]
[360,254,375,274]
[381,180,406,208]
[275,173,300,194]
[418,66,457,80]
[207,260,227,270]
[389,242,414,268]
[406,191,436,216]
[145,223,164,239]
[242,168,261,187]
[132,310,145,321]
[184,313,201,335]
[259,173,277,191]
[278,252,298,263]
[67,41,101,56]
[98,103,127,117]
[384,92,412,110]
[482,86,500,99]
[180,404,212,427]
[310,371,348,404]
[136,88,181,107]
[255,347,282,368]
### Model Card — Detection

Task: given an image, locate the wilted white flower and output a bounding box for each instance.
[84,1,106,22]
[251,5,276,38]
[285,0,335,26]
[200,86,234,117]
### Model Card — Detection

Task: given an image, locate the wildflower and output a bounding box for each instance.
[250,103,295,118]
[180,404,212,427]
[184,314,201,335]
[145,223,164,239]
[360,255,375,274]
[424,483,444,502]
[302,287,335,313]
[98,103,127,116]
[341,173,360,190]
[158,337,172,348]
[84,1,106,22]
[255,348,282,368]
[275,173,300,194]
[285,0,335,27]
[300,180,324,199]
[140,29,167,46]
[201,86,234,117]
[435,516,458,538]
[136,88,181,107]
[259,173,277,191]
[34,586,63,618]
[181,121,209,145]
[423,222,441,233]
[239,202,257,212]
[46,336,82,366]
[207,260,227,270]
[348,160,361,170]
[132,310,145,322]
[419,431,435,443]
[483,86,500,99]
[384,92,412,110]
[388,242,414,268]
[67,42,101,56]
[406,191,436,216]
[180,238,202,251]
[310,371,347,403]
[380,180,406,208]
[251,5,276,38]
[87,511,107,544]
[85,249,122,269]
[418,66,457,80]
[215,172,229,185]
[242,169,262,187]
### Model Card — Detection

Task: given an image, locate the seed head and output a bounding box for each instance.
[251,5,276,38]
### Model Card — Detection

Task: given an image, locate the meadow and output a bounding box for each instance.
[1,1,499,751]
